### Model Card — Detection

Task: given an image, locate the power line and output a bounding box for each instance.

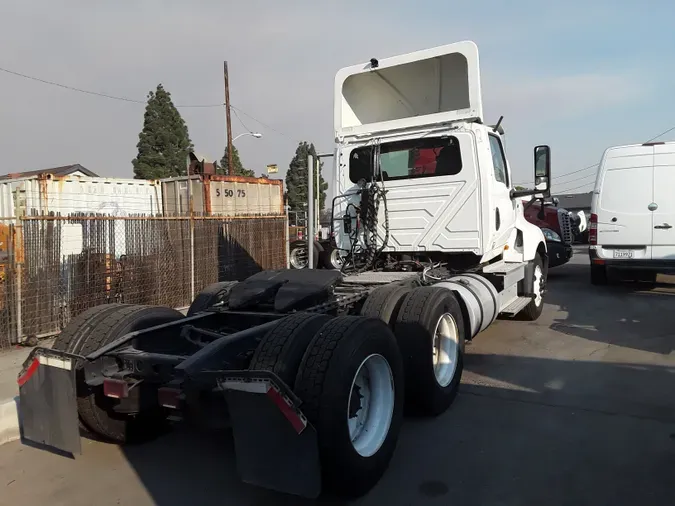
[645,125,675,143]
[0,64,301,143]
[552,171,596,187]
[514,163,598,186]
[557,180,595,194]
[0,66,224,108]
[553,163,598,181]
[230,105,301,143]
[231,107,252,133]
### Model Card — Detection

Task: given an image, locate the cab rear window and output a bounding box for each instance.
[349,136,462,183]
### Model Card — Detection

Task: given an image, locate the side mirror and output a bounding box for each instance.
[509,145,552,200]
[534,145,551,196]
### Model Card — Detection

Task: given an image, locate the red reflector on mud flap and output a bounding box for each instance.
[158,387,182,409]
[17,358,40,387]
[221,379,308,434]
[266,385,307,434]
[103,379,129,399]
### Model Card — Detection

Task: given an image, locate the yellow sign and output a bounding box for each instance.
[266,164,278,174]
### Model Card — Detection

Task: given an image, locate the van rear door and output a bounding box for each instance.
[652,143,675,260]
[596,145,654,256]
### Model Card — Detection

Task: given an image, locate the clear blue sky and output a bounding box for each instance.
[0,1,673,196]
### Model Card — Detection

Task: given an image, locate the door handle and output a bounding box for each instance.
[654,223,673,230]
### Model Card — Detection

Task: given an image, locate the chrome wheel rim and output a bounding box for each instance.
[432,313,459,387]
[330,249,343,269]
[289,247,307,269]
[533,265,543,306]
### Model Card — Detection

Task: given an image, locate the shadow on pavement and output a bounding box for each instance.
[545,261,675,355]
[117,354,675,506]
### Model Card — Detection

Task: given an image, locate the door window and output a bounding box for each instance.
[488,135,509,186]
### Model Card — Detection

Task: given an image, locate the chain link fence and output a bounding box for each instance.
[0,214,287,349]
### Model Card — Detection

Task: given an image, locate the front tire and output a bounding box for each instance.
[294,316,404,498]
[520,253,545,321]
[394,287,465,416]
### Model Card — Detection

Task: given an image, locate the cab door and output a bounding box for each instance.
[487,134,516,250]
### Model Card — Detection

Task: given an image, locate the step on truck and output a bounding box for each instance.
[17,41,551,500]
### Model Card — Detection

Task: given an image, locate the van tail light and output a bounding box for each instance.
[589,213,598,245]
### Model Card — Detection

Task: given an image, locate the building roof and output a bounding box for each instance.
[553,191,593,210]
[0,164,98,181]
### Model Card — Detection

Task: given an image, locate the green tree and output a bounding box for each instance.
[132,84,193,179]
[219,145,255,177]
[285,141,328,211]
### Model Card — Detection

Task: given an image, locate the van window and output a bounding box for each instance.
[488,135,508,185]
[349,136,462,183]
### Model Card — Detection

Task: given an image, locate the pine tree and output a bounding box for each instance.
[285,141,328,212]
[132,84,193,179]
[219,145,255,177]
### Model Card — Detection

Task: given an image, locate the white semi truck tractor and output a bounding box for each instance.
[17,41,550,500]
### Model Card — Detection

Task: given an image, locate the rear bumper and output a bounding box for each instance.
[547,241,573,268]
[589,249,675,272]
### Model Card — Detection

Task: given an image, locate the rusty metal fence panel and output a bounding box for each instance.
[0,222,16,349]
[0,214,287,349]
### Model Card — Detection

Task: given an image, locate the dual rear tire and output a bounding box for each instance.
[251,285,466,497]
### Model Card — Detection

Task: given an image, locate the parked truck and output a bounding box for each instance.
[523,199,574,267]
[17,41,550,499]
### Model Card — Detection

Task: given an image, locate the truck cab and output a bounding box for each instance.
[523,200,574,267]
[330,41,548,273]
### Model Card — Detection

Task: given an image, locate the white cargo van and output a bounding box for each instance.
[589,141,675,284]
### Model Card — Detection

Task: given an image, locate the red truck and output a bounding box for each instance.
[523,199,574,267]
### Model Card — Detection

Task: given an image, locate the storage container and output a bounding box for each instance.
[161,175,284,217]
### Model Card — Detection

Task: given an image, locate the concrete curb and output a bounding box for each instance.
[0,396,20,446]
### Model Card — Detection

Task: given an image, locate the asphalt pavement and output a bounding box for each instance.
[1,251,674,506]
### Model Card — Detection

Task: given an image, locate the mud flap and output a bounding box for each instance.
[220,371,321,499]
[17,349,81,455]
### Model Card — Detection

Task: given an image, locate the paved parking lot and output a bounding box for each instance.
[1,250,674,506]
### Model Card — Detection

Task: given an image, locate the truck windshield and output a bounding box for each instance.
[349,136,462,183]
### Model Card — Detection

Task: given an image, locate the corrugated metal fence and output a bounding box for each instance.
[0,214,287,349]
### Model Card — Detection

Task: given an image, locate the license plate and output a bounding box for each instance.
[613,249,634,259]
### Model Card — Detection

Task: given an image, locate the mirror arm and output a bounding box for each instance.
[510,188,543,199]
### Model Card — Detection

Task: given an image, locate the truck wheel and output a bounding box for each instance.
[360,284,410,328]
[53,303,129,355]
[289,241,319,269]
[590,264,608,286]
[320,246,343,270]
[520,254,545,321]
[249,312,331,386]
[294,316,404,498]
[64,305,183,443]
[394,286,465,416]
[187,281,238,316]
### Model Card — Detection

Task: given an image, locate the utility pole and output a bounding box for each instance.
[223,61,234,176]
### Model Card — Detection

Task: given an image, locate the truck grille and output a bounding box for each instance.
[558,210,573,245]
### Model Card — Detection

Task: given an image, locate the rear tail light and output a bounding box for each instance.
[103,379,129,399]
[589,213,598,245]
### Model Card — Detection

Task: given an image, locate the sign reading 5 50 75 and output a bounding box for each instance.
[215,189,246,197]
